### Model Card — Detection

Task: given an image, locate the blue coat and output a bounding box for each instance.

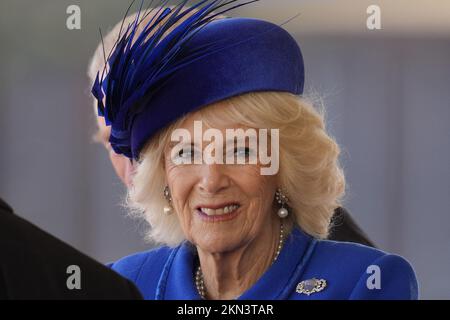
[109,226,418,299]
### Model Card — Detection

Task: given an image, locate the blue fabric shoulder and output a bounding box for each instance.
[108,246,173,299]
[348,253,418,299]
[300,240,418,299]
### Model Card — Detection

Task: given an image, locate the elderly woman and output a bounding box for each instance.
[89,1,418,299]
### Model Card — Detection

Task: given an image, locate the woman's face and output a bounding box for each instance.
[163,110,279,253]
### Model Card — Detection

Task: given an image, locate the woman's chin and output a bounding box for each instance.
[193,231,243,254]
[190,208,248,252]
[195,240,239,254]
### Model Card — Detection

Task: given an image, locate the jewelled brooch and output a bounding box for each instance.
[296,278,327,296]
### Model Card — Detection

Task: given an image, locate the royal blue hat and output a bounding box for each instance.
[92,0,305,160]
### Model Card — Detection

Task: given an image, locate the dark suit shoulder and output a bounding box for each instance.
[0,197,13,215]
[0,198,142,300]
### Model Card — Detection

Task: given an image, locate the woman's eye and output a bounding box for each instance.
[235,147,252,157]
[178,148,193,159]
[176,146,202,163]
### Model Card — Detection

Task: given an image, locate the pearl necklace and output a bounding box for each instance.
[195,222,285,300]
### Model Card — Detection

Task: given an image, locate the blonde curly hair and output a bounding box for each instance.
[128,91,346,247]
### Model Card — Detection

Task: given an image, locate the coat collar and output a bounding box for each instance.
[156,225,316,300]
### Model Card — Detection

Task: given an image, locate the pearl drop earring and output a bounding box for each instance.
[163,186,173,215]
[275,188,289,218]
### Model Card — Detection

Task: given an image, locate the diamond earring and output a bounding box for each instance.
[275,188,289,218]
[163,185,173,215]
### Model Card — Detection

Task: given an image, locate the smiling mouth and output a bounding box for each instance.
[198,204,240,216]
[195,203,241,221]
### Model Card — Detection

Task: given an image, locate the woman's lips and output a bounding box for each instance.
[195,204,241,222]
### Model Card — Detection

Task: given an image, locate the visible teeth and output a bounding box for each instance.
[200,205,239,216]
[202,208,213,215]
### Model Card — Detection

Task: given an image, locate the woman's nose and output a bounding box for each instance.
[197,164,231,194]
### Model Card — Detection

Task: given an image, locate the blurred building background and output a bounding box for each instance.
[0,0,449,298]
